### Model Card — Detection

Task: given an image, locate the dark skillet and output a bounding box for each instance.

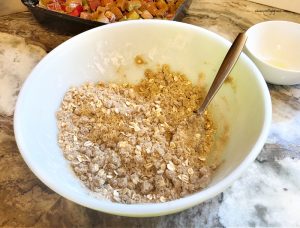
[21,0,192,35]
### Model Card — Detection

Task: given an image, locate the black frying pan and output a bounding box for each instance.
[21,0,192,35]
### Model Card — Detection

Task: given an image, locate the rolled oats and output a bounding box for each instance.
[167,161,176,172]
[57,65,217,203]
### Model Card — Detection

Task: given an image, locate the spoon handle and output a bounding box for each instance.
[197,32,248,114]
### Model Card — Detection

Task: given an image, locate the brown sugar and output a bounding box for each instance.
[56,65,216,203]
[134,55,147,65]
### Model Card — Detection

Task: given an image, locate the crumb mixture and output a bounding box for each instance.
[57,65,216,203]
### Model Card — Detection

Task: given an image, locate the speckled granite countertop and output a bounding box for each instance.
[0,0,300,227]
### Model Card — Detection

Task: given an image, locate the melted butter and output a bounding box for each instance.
[266,58,288,69]
[261,56,294,70]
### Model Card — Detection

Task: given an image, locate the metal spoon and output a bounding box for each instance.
[197,33,248,115]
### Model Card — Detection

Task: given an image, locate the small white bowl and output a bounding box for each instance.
[245,20,300,85]
[14,20,272,217]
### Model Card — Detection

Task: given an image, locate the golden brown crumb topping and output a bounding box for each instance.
[57,65,216,203]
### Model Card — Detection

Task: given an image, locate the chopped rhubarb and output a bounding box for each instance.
[87,0,101,11]
[141,9,153,19]
[39,0,184,22]
[126,0,142,11]
[97,12,109,23]
[116,0,126,11]
[126,10,140,19]
[41,0,61,5]
[68,5,83,16]
[110,6,123,20]
[165,13,174,19]
[66,0,82,4]
[105,11,116,22]
[80,11,92,19]
[47,2,63,11]
[100,0,114,7]
[156,0,167,9]
[146,2,158,16]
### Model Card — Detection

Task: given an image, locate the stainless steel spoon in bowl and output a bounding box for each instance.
[197,33,248,115]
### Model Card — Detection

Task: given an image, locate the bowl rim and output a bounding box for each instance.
[14,20,272,217]
[245,20,300,74]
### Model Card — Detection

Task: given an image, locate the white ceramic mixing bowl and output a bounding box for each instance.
[14,20,272,217]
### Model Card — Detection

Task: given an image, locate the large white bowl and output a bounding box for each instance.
[14,20,272,217]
